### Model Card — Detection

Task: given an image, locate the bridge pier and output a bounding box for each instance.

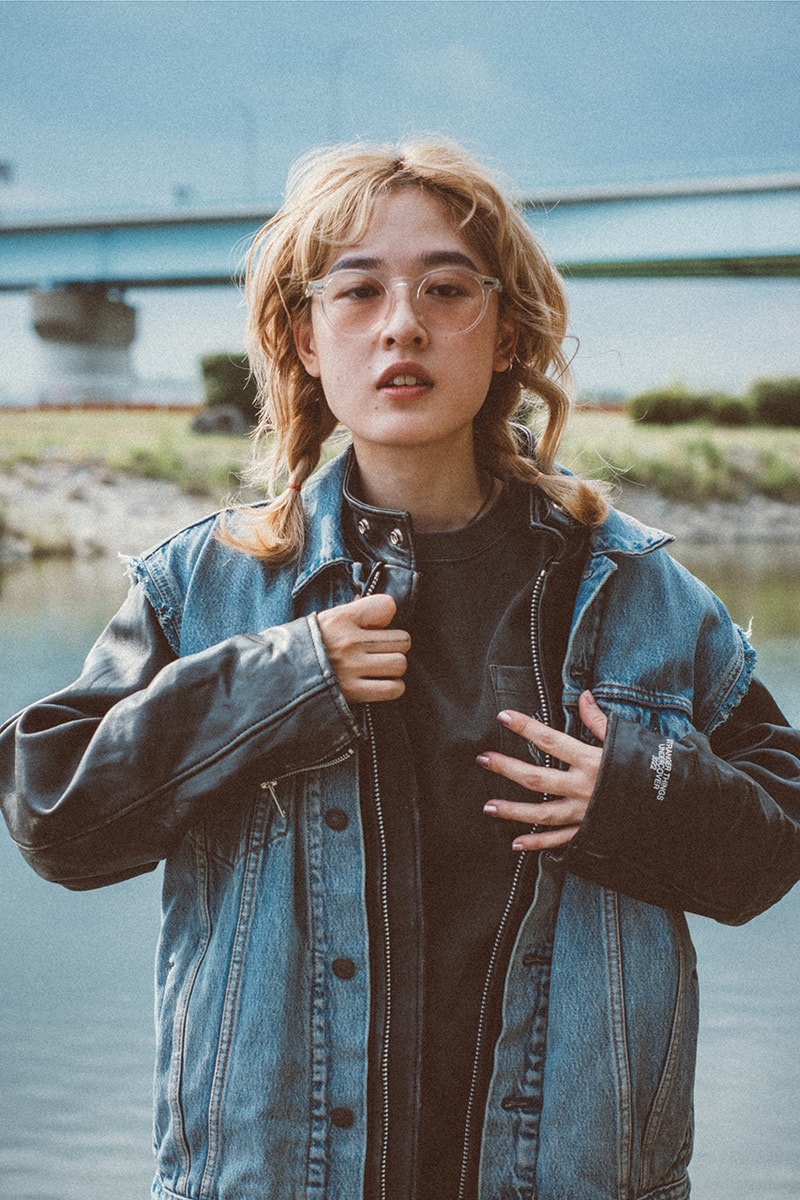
[31,285,136,403]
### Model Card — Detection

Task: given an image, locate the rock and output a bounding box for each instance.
[191,405,250,436]
[0,464,218,560]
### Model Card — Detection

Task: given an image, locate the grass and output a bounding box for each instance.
[0,408,251,501]
[2,405,800,507]
[558,407,800,504]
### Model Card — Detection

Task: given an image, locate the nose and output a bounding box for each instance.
[379,281,428,346]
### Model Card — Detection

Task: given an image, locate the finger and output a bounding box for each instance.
[511,824,581,851]
[362,633,411,654]
[579,690,608,743]
[496,710,586,766]
[483,797,586,826]
[346,677,406,703]
[477,750,574,797]
[355,650,408,677]
[349,592,398,630]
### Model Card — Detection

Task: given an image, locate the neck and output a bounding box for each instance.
[351,441,495,532]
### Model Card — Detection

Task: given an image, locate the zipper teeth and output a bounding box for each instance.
[529,568,554,791]
[365,703,391,1200]
[265,746,356,791]
[457,853,526,1198]
[457,563,553,1200]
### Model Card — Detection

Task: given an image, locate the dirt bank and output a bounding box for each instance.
[2,463,800,565]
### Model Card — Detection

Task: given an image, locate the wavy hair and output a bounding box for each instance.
[220,138,607,561]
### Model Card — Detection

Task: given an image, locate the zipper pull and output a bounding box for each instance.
[363,562,384,597]
[260,780,286,820]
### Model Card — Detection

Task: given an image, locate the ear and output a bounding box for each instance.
[293,316,321,378]
[492,316,519,374]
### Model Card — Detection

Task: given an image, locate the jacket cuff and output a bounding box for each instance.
[554,714,707,912]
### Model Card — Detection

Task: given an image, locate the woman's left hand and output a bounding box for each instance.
[478,690,608,851]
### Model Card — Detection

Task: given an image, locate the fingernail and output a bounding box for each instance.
[483,803,498,815]
[476,754,491,767]
[496,711,512,726]
[512,841,525,852]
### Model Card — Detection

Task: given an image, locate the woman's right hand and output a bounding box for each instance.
[317,594,410,704]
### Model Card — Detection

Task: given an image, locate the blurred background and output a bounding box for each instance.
[1,0,799,405]
[1,4,799,1200]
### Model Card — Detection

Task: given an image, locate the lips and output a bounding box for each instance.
[376,363,434,390]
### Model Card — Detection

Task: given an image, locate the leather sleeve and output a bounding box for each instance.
[0,584,361,890]
[559,680,800,924]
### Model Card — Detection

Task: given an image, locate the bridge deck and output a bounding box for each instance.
[1,175,799,290]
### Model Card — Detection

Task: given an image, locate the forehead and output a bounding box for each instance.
[328,188,486,274]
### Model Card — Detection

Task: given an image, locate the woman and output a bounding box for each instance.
[2,140,799,1200]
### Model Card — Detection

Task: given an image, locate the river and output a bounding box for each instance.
[1,549,798,1200]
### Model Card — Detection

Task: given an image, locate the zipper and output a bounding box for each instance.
[365,702,392,1200]
[457,562,554,1200]
[261,745,357,819]
[360,562,392,1200]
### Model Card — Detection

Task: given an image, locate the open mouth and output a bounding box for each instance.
[377,364,434,390]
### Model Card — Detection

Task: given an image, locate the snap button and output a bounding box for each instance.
[325,807,349,831]
[330,1106,355,1128]
[357,518,370,536]
[389,527,404,547]
[332,957,357,980]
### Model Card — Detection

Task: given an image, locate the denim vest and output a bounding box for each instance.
[132,449,755,1200]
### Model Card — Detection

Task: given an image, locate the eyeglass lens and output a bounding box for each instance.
[317,268,492,335]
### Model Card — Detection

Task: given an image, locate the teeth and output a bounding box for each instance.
[389,375,424,386]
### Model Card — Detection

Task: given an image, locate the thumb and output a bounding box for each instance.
[579,690,608,743]
[350,592,398,630]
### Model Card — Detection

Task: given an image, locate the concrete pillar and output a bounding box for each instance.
[31,286,136,403]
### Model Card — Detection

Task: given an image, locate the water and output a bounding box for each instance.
[1,552,798,1200]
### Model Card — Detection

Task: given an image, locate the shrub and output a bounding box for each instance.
[758,452,800,502]
[628,386,710,425]
[708,393,753,427]
[200,353,259,426]
[748,377,800,427]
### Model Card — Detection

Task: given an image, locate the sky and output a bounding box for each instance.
[1,0,799,401]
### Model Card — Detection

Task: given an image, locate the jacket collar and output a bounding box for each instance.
[291,443,673,598]
[587,503,674,558]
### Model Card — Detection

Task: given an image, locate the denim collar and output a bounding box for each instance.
[291,443,672,598]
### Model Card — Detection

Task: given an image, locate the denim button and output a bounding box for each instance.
[332,957,356,980]
[330,1106,355,1128]
[325,807,349,831]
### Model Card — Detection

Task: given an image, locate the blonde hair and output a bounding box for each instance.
[221,138,607,562]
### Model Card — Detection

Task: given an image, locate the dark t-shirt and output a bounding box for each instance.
[401,485,552,1197]
[347,481,583,1199]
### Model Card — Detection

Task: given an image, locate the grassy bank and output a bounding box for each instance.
[0,409,249,501]
[560,408,800,504]
[2,406,800,506]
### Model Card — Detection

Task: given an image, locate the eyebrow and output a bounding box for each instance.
[329,249,481,274]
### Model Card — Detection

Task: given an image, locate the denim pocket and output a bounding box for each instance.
[191,779,289,869]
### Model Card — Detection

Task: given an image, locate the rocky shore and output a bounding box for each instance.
[2,462,800,565]
[0,463,217,563]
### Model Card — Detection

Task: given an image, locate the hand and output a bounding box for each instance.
[477,691,608,850]
[317,593,411,704]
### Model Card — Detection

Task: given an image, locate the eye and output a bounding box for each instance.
[328,273,384,303]
[422,270,476,301]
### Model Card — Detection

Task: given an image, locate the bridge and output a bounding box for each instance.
[2,173,799,397]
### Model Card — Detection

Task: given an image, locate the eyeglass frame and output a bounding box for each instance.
[304,266,503,336]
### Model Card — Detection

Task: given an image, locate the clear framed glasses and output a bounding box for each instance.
[305,267,501,337]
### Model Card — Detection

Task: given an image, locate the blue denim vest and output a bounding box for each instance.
[132,448,755,1200]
